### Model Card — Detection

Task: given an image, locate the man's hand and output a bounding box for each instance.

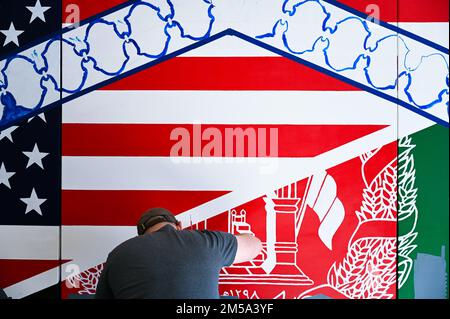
[233,234,263,264]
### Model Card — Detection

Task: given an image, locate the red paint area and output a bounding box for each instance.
[62,0,130,23]
[62,124,386,157]
[62,190,229,225]
[0,259,69,289]
[335,0,448,22]
[102,57,362,91]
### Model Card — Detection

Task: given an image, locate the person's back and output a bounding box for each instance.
[96,224,237,299]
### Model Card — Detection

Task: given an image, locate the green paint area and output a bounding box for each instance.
[399,124,449,299]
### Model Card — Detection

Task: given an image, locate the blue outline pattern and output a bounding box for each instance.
[257,0,449,117]
[0,0,448,130]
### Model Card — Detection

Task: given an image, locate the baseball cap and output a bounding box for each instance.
[137,207,179,235]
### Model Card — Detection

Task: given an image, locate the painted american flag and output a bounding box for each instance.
[0,0,448,299]
[0,0,62,299]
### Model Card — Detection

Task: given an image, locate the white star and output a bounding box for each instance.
[23,143,49,169]
[0,22,24,47]
[28,113,47,123]
[20,188,46,215]
[0,126,18,143]
[26,0,51,23]
[0,162,15,189]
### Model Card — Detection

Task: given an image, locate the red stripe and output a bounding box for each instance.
[101,57,361,91]
[399,0,449,22]
[62,0,129,23]
[62,190,229,226]
[62,124,386,157]
[0,260,69,288]
[337,0,448,22]
[62,1,449,25]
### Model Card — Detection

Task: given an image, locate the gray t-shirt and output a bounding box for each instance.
[95,225,238,299]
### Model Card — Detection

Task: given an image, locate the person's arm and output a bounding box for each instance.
[233,234,263,264]
[202,230,262,266]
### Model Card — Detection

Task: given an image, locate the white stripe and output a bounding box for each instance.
[0,226,59,259]
[4,267,59,299]
[181,36,278,56]
[397,22,449,48]
[62,91,397,125]
[62,157,312,190]
[61,226,136,281]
